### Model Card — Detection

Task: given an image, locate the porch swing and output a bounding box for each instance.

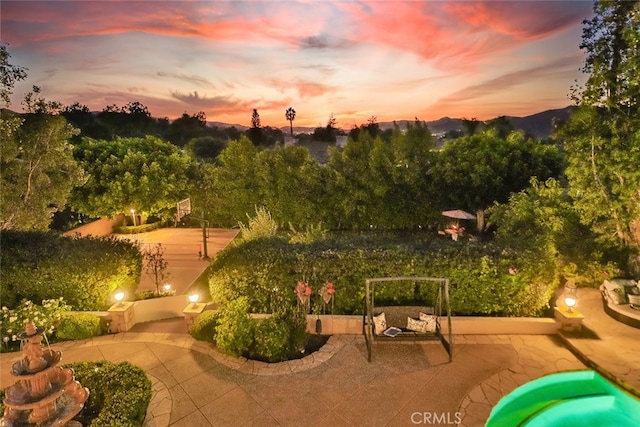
[363,276,453,362]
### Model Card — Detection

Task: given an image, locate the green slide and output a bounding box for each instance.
[486,370,640,426]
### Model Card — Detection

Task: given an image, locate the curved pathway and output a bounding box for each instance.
[1,331,584,426]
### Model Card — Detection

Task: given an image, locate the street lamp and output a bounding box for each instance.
[130,209,137,227]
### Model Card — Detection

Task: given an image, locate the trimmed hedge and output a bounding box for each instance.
[56,313,104,340]
[0,361,151,426]
[0,231,142,310]
[206,298,308,362]
[114,222,161,235]
[68,361,152,426]
[190,309,221,342]
[209,233,558,317]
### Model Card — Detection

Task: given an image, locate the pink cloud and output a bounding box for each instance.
[341,1,591,70]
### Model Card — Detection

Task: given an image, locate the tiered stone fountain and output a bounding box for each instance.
[1,323,89,426]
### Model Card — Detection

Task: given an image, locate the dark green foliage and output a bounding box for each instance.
[205,301,307,362]
[251,308,307,363]
[0,231,141,310]
[113,222,161,234]
[190,309,221,342]
[71,135,196,222]
[214,297,254,356]
[56,313,104,340]
[68,361,152,427]
[188,136,227,162]
[209,234,558,317]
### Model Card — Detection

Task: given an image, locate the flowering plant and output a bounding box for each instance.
[0,298,70,352]
[319,281,336,314]
[295,281,312,312]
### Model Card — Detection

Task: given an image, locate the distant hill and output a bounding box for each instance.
[505,106,577,139]
[207,106,577,140]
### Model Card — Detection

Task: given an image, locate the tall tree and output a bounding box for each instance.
[1,51,84,230]
[1,114,85,230]
[432,130,564,231]
[285,107,296,136]
[560,0,640,271]
[247,109,264,145]
[71,136,196,222]
[251,109,261,128]
[0,43,27,107]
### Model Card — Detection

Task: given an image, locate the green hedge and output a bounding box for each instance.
[209,297,308,362]
[56,313,104,340]
[0,361,151,426]
[0,231,142,310]
[113,222,161,235]
[68,361,152,426]
[189,309,221,342]
[209,234,558,317]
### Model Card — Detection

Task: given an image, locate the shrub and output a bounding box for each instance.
[68,361,152,427]
[250,309,307,362]
[0,231,142,310]
[1,299,70,353]
[214,297,254,356]
[288,222,328,244]
[237,206,278,242]
[56,313,103,340]
[113,222,161,234]
[190,309,221,342]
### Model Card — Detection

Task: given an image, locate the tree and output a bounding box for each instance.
[167,112,208,147]
[187,136,227,162]
[461,117,481,136]
[195,136,261,226]
[251,109,261,128]
[247,109,264,145]
[1,114,85,230]
[95,101,159,139]
[71,136,196,222]
[432,130,564,231]
[312,113,338,143]
[560,0,640,272]
[143,243,170,296]
[0,43,28,107]
[285,107,296,136]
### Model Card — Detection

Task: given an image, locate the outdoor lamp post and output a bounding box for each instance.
[564,283,578,313]
[130,209,137,227]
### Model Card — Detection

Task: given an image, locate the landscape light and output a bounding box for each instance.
[189,293,200,308]
[564,283,578,313]
[163,283,171,292]
[130,209,136,227]
[114,290,125,307]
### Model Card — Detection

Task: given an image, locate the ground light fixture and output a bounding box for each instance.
[130,209,137,227]
[189,293,200,308]
[163,283,171,293]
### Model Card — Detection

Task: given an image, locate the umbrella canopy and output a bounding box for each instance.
[442,209,476,220]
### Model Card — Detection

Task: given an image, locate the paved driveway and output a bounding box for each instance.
[116,228,239,295]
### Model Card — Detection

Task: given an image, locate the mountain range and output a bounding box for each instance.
[208,106,577,140]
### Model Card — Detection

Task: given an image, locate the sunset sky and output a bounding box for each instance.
[1,0,594,128]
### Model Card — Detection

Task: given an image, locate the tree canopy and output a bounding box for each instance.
[71,136,196,221]
[1,114,85,230]
[560,0,640,271]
